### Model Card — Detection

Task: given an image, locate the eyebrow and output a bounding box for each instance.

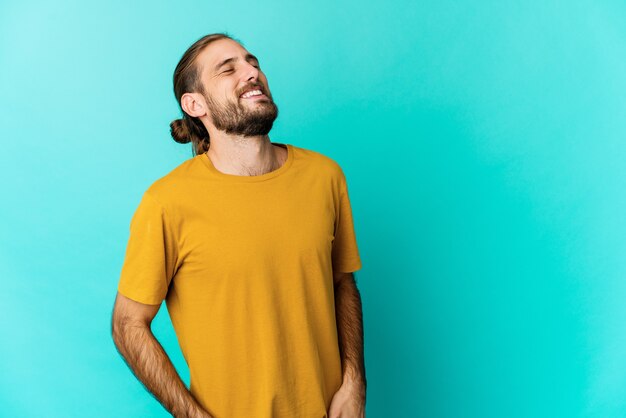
[213,53,259,73]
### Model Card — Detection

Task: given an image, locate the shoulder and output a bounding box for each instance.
[291,144,347,180]
[141,155,205,207]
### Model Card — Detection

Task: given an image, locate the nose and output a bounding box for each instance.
[243,61,260,82]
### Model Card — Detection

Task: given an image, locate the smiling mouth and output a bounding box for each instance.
[240,88,267,99]
[241,93,267,100]
[239,86,267,99]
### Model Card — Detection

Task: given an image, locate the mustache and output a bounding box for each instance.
[238,83,266,97]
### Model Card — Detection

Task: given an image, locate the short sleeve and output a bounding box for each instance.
[117,191,179,305]
[332,170,362,273]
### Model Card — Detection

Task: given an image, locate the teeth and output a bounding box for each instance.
[242,89,262,98]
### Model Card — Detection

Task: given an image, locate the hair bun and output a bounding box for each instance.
[170,118,192,144]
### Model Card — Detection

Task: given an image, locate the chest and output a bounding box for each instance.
[176,181,337,271]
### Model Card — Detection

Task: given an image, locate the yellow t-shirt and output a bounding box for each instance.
[117,143,362,418]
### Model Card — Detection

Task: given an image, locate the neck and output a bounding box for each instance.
[205,134,284,176]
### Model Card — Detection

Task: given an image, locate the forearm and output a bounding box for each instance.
[334,275,367,401]
[112,321,211,418]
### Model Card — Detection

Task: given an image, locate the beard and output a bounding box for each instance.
[204,91,279,137]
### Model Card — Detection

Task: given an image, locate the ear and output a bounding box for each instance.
[181,92,207,118]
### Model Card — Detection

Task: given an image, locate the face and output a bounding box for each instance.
[196,38,278,137]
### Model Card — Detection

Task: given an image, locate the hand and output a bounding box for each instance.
[327,381,366,418]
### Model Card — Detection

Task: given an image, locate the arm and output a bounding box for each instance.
[333,271,367,404]
[111,292,212,418]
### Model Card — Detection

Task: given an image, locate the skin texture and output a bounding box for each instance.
[111,293,213,418]
[112,38,367,418]
[329,271,367,418]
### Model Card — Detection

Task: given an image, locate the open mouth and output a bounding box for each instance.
[240,89,266,99]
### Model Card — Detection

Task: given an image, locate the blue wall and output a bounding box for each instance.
[1,0,625,416]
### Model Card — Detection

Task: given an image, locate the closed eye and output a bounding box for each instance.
[221,63,259,75]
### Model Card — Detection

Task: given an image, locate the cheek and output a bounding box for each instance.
[218,88,236,102]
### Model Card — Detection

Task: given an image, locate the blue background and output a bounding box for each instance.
[2,0,625,417]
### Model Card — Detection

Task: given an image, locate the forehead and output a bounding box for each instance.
[198,38,253,74]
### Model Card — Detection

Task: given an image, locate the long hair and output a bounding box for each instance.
[170,33,239,156]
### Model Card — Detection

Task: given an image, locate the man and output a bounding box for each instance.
[111,33,366,418]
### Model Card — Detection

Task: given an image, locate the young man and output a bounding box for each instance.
[111,33,366,418]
